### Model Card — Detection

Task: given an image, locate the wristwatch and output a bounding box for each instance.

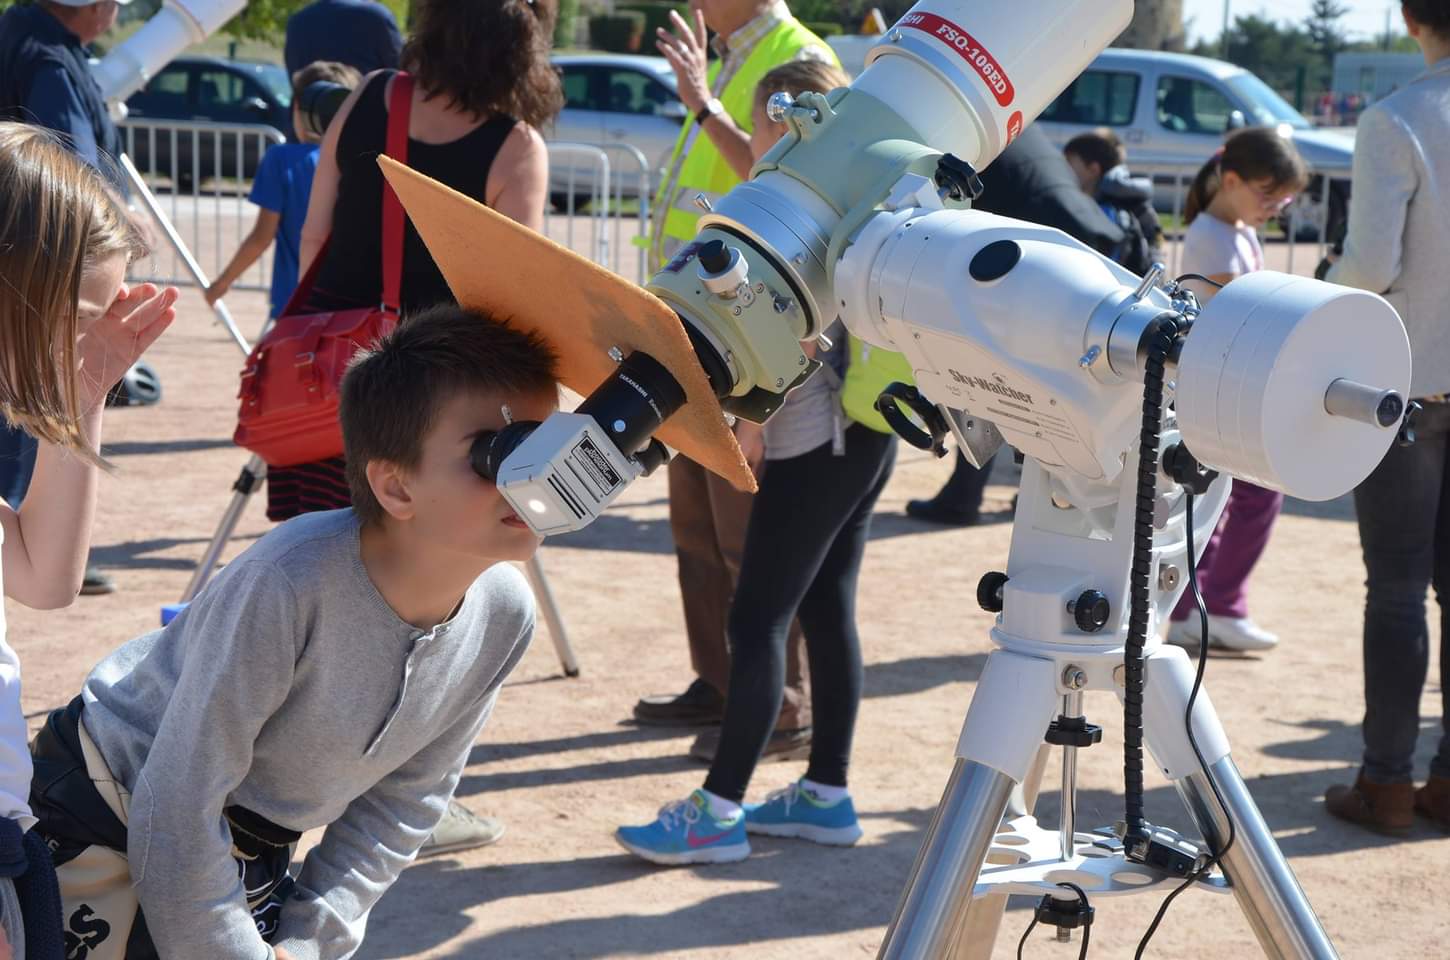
[695,97,724,126]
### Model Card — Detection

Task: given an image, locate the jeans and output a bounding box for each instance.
[704,425,896,802]
[1353,399,1450,784]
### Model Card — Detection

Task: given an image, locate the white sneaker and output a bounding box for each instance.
[1164,615,1278,652]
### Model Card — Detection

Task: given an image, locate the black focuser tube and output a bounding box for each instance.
[576,351,687,457]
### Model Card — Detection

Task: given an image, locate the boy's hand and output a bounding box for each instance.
[204,280,230,306]
[75,282,179,412]
[273,948,294,960]
[0,921,11,960]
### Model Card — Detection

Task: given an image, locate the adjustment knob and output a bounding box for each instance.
[977,571,1009,613]
[1068,590,1110,633]
[698,239,731,274]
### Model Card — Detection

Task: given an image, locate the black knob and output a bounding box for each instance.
[977,571,1009,613]
[698,239,731,274]
[1070,590,1110,633]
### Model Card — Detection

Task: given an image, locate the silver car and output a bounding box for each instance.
[548,54,687,209]
[1032,49,1354,238]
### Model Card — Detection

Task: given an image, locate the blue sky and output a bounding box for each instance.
[1180,0,1405,45]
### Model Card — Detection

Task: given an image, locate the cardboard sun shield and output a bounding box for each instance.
[377,156,754,493]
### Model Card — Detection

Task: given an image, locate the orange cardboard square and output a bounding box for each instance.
[377,156,754,493]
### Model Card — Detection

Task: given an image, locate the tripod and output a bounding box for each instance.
[875,454,1338,959]
[121,155,579,676]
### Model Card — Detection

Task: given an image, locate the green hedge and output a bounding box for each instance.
[589,11,646,53]
[617,1,689,41]
[803,20,844,37]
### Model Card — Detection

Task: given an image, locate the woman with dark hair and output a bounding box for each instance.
[272,0,562,521]
[1324,0,1450,837]
[273,0,563,856]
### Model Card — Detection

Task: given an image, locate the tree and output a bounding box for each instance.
[1305,0,1350,88]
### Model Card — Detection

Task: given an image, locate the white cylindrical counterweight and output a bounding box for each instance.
[1175,271,1412,501]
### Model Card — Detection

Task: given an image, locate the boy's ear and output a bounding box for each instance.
[365,459,415,521]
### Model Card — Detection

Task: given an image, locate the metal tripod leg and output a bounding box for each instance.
[946,746,1050,960]
[522,554,579,677]
[1177,758,1338,960]
[181,455,267,602]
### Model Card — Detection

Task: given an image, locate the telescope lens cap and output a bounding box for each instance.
[969,240,1021,283]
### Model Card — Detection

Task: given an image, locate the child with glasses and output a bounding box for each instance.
[1166,126,1308,654]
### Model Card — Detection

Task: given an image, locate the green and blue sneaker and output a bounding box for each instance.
[616,789,750,865]
[744,780,863,846]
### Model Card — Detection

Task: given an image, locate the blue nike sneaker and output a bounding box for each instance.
[744,780,864,846]
[616,790,751,865]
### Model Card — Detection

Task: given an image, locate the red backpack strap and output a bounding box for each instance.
[380,71,413,314]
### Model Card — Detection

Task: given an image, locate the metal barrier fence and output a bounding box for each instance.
[120,121,653,290]
[544,141,652,285]
[121,118,288,292]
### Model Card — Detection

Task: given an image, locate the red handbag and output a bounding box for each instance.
[234,73,413,468]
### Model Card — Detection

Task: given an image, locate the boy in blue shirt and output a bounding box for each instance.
[206,61,360,317]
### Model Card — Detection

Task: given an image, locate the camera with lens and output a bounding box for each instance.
[297,81,352,140]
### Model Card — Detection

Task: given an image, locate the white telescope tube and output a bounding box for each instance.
[94,0,246,103]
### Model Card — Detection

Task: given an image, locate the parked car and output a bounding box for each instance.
[1030,50,1353,239]
[548,54,686,210]
[119,56,293,190]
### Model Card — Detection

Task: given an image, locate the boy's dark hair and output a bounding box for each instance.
[1064,131,1124,173]
[340,304,559,525]
[1184,126,1308,224]
[1404,0,1450,35]
[402,0,564,129]
[754,60,852,113]
[290,60,362,103]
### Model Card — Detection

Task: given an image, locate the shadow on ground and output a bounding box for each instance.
[89,534,261,571]
[357,805,934,959]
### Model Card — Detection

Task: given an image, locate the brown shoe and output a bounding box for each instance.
[1414,776,1450,833]
[688,726,812,764]
[1325,769,1414,837]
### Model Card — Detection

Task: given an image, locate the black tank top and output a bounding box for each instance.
[308,71,517,314]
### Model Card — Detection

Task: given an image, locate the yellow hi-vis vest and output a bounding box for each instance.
[842,335,916,434]
[649,17,837,266]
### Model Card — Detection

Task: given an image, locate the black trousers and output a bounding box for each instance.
[1353,399,1450,783]
[704,425,896,803]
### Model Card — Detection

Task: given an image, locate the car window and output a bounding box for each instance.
[253,64,292,108]
[1157,76,1235,134]
[1223,73,1311,129]
[560,66,601,110]
[196,69,253,111]
[131,65,190,112]
[1039,70,1139,126]
[601,68,679,116]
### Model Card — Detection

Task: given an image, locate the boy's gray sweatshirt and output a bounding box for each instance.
[79,509,535,960]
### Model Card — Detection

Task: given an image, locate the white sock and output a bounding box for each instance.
[800,778,848,804]
[700,788,742,821]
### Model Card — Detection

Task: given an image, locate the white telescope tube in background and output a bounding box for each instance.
[94,0,246,103]
[852,0,1134,171]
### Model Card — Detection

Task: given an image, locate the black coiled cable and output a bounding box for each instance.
[1123,320,1182,837]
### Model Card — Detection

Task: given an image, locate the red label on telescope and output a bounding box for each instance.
[896,12,1016,108]
[1006,110,1024,144]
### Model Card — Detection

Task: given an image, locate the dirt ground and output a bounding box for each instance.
[12,246,1448,960]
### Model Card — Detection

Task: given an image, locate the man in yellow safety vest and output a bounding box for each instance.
[648,0,836,266]
[632,0,838,761]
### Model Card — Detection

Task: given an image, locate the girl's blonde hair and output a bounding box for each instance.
[0,123,146,461]
[1183,126,1309,225]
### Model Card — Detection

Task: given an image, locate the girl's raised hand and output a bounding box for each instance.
[75,282,178,412]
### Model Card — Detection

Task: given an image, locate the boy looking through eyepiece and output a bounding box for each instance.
[30,305,557,960]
